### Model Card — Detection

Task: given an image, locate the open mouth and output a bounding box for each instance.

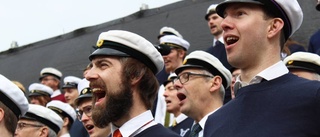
[177,92,186,101]
[225,36,239,46]
[92,88,106,102]
[165,99,172,104]
[86,124,94,130]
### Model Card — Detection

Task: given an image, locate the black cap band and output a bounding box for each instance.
[286,60,320,75]
[0,90,21,119]
[23,112,60,134]
[90,40,158,74]
[48,106,74,125]
[29,90,51,97]
[62,82,78,89]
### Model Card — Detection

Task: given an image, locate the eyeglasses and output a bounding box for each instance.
[76,105,92,120]
[174,72,213,84]
[16,122,43,130]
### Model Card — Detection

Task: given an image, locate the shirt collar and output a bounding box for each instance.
[234,61,289,94]
[212,37,225,47]
[111,110,154,137]
[191,107,220,137]
[171,113,188,126]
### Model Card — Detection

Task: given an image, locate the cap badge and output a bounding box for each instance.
[97,39,104,47]
[82,89,88,94]
[288,60,294,65]
[183,59,187,65]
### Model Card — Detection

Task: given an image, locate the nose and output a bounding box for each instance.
[85,65,99,81]
[173,79,182,89]
[81,113,90,122]
[163,89,169,98]
[220,16,233,32]
[30,98,37,104]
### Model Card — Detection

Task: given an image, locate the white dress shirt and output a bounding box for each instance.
[111,110,157,137]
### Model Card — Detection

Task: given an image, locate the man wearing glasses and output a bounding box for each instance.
[173,50,232,137]
[14,104,63,137]
[75,78,110,137]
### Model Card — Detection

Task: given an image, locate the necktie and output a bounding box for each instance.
[215,40,223,47]
[172,118,177,127]
[189,123,202,137]
[113,129,122,137]
[164,111,171,127]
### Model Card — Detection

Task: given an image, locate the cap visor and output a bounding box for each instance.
[62,85,77,89]
[75,94,92,106]
[28,92,44,97]
[287,66,317,73]
[89,48,130,60]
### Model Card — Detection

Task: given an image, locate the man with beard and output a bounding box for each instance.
[85,30,180,137]
[75,78,111,137]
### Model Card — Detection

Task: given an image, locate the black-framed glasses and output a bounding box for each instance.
[76,105,92,120]
[16,122,43,130]
[174,72,213,84]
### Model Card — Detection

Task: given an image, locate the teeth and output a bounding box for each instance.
[92,88,103,93]
[226,36,239,42]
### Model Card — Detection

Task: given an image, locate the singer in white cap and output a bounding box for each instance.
[205,3,233,104]
[0,74,29,137]
[75,78,111,137]
[173,51,232,137]
[284,51,320,81]
[62,76,82,108]
[28,83,53,106]
[40,67,66,103]
[204,0,320,136]
[15,104,63,137]
[85,30,179,137]
[164,73,194,137]
[154,35,190,127]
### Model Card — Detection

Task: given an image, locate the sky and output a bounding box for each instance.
[0,0,181,52]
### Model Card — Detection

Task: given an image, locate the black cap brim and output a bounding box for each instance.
[89,48,129,61]
[74,94,92,106]
[317,3,320,11]
[62,85,77,89]
[287,66,318,74]
[28,92,48,97]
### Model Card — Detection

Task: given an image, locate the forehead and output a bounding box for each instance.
[78,99,92,109]
[165,82,174,87]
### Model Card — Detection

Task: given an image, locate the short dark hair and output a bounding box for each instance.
[261,5,286,50]
[119,57,159,109]
[0,102,18,135]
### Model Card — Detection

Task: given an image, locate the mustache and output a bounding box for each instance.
[89,79,106,89]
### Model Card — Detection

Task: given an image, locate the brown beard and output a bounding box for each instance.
[91,77,133,128]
